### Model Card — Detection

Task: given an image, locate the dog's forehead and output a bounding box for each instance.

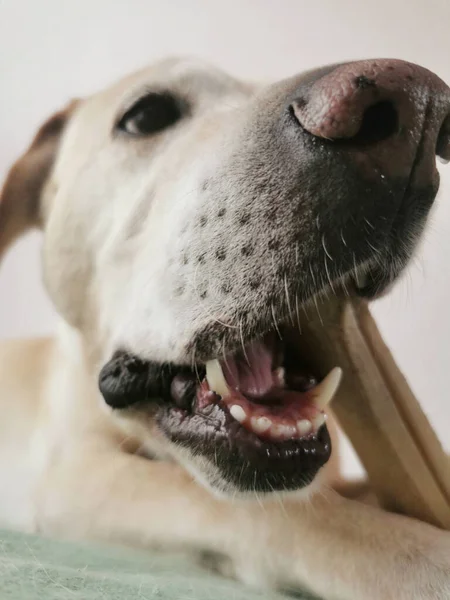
[94,57,251,109]
[148,57,242,87]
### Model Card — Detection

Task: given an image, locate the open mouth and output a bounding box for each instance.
[175,331,341,442]
[98,247,420,494]
[100,324,343,493]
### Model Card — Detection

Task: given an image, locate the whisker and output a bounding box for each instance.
[312,294,324,326]
[352,252,359,280]
[271,304,283,340]
[308,262,317,289]
[367,240,380,255]
[364,217,375,230]
[323,253,336,295]
[221,339,230,370]
[315,215,321,231]
[190,343,197,372]
[194,361,202,385]
[322,234,334,261]
[284,275,295,326]
[239,320,251,366]
[295,293,302,333]
[340,274,350,297]
[254,490,266,513]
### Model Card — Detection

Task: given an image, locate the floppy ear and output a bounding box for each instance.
[0,100,78,261]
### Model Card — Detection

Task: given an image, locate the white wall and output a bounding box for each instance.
[1,0,449,475]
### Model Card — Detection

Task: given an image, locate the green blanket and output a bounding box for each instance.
[0,529,316,599]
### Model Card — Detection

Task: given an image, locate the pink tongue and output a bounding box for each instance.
[222,339,275,398]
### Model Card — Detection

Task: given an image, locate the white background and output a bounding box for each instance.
[1,0,449,475]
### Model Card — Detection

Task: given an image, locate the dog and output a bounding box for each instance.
[0,56,450,599]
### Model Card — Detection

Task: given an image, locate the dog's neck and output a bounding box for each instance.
[39,321,121,441]
[54,320,162,457]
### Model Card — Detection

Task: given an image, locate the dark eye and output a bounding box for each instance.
[117,92,182,136]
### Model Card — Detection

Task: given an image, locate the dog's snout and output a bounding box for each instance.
[290,59,450,174]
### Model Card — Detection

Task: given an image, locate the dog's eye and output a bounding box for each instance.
[117,93,182,136]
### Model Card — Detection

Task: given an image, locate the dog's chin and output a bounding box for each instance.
[155,373,333,495]
[158,408,332,495]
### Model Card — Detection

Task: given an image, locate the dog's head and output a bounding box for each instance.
[2,58,450,495]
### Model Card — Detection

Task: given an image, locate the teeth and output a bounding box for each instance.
[312,367,343,410]
[269,423,297,440]
[297,419,312,436]
[229,404,247,423]
[274,367,285,386]
[250,416,272,433]
[311,413,327,431]
[205,359,231,398]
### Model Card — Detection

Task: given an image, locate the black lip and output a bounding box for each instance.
[98,350,202,409]
[99,346,332,493]
[157,400,332,493]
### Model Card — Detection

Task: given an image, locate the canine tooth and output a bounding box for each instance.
[312,367,343,410]
[297,419,312,436]
[274,367,285,386]
[251,416,272,433]
[205,359,231,398]
[229,405,247,423]
[312,413,326,431]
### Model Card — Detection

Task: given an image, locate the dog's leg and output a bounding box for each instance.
[36,449,450,600]
[279,489,450,600]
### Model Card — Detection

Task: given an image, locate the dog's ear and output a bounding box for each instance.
[0,100,78,261]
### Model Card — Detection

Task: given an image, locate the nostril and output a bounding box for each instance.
[292,96,399,146]
[353,101,399,145]
[436,115,450,164]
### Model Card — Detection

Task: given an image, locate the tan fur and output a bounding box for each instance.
[0,58,449,600]
[0,102,77,260]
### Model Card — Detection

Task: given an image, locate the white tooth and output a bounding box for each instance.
[297,419,312,436]
[312,413,326,431]
[229,404,247,423]
[251,416,272,433]
[312,367,343,410]
[205,359,231,398]
[274,367,285,386]
[268,423,297,440]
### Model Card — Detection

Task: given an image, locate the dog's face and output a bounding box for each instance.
[2,58,450,495]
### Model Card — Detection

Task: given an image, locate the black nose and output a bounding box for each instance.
[290,59,450,185]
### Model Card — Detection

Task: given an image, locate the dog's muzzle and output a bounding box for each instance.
[99,59,450,495]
